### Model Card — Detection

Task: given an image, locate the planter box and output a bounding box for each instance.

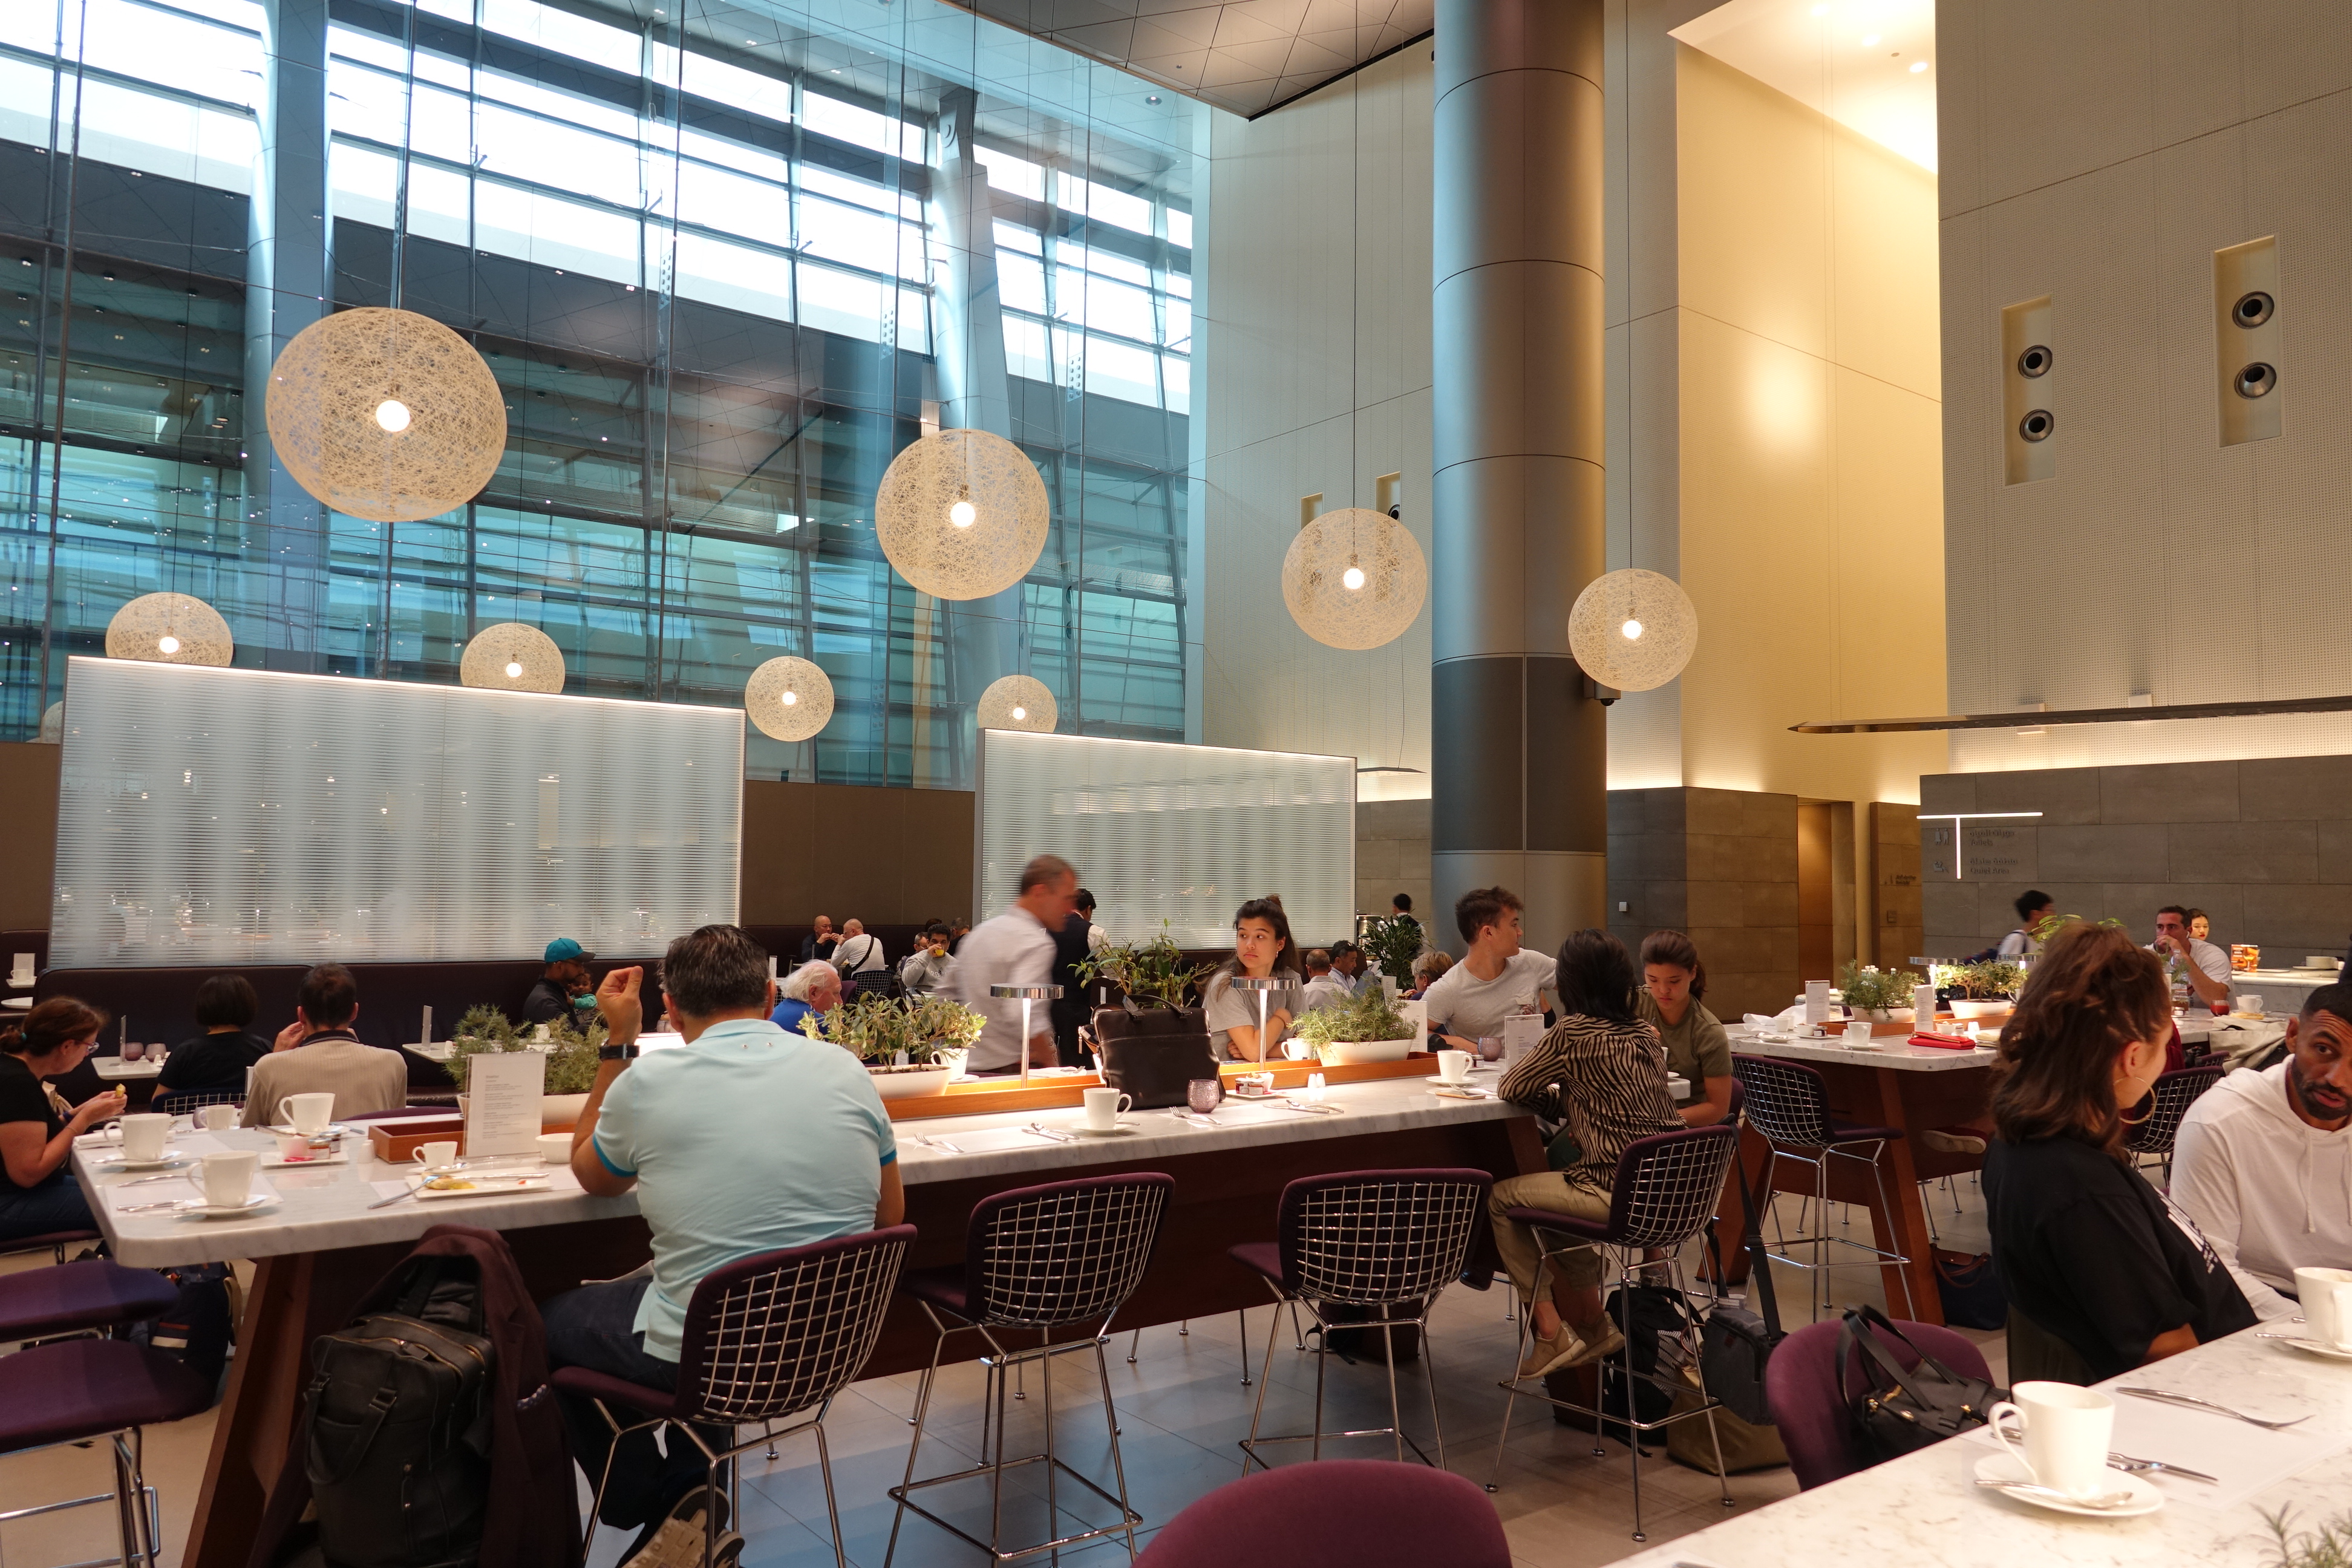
[866,1064,953,1100]
[1318,1037,1416,1066]
[1949,999,2010,1021]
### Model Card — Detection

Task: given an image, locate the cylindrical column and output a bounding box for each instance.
[1429,0,1609,956]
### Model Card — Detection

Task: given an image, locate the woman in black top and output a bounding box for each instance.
[1984,921,2256,1382]
[0,996,125,1241]
[158,973,273,1097]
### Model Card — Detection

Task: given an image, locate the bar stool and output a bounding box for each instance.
[1730,1054,1916,1320]
[553,1225,915,1568]
[0,1338,214,1567]
[0,1229,102,1267]
[149,1089,243,1120]
[887,1173,1174,1567]
[1230,1168,1492,1471]
[1487,1124,1742,1541]
[2128,1064,2225,1183]
[0,1258,178,1344]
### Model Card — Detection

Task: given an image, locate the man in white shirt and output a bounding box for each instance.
[2172,986,2352,1320]
[1996,890,2054,958]
[1328,941,1368,998]
[831,918,886,975]
[241,965,407,1128]
[1298,949,1347,1011]
[2151,904,2231,1011]
[1423,887,1557,1051]
[946,854,1077,1073]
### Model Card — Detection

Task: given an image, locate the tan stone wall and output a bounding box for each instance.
[1609,785,1798,1021]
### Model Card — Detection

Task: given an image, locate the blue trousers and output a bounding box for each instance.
[542,1277,724,1530]
[0,1169,97,1244]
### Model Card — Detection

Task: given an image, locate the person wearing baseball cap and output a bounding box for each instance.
[526,938,599,1027]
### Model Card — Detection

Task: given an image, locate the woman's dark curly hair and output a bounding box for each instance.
[1990,921,2169,1156]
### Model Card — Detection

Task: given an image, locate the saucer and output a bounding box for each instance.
[1059,1120,1142,1137]
[1971,1453,2161,1518]
[1431,1085,1492,1100]
[99,1154,191,1173]
[1425,1076,1480,1087]
[261,1152,350,1169]
[176,1195,280,1220]
[2269,1334,2352,1361]
[265,1123,353,1137]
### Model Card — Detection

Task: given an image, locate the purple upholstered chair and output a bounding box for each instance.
[1731,1053,1917,1320]
[0,1229,102,1266]
[552,1225,915,1568]
[1133,1459,1511,1568]
[887,1173,1174,1568]
[0,1339,214,1566]
[0,1258,178,1343]
[1763,1315,1993,1489]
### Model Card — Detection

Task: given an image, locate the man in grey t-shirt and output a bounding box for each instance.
[1423,887,1556,1051]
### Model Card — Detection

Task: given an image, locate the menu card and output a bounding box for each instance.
[464,1051,546,1158]
[1502,1013,1543,1062]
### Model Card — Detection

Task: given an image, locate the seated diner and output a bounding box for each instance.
[1201,897,1302,1061]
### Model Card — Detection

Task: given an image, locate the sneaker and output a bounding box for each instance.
[1920,1128,1987,1155]
[1517,1325,1576,1380]
[1562,1322,1626,1368]
[621,1486,730,1568]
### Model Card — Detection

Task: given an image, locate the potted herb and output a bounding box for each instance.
[1359,913,1427,991]
[1076,920,1219,1108]
[1290,987,1419,1067]
[1836,960,1925,1024]
[800,992,985,1099]
[1934,958,2025,1021]
[1074,921,1214,1010]
[448,1005,602,1125]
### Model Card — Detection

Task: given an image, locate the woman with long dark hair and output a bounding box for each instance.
[1985,921,2255,1382]
[1638,930,1733,1126]
[0,996,123,1241]
[1489,929,1682,1379]
[1203,897,1302,1060]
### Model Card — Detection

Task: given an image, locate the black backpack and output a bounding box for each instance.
[127,1261,236,1398]
[300,1256,494,1568]
[1570,1283,1690,1440]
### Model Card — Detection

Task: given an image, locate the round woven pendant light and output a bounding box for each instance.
[264,306,507,524]
[37,702,63,744]
[1567,569,1698,691]
[873,428,1050,601]
[1281,508,1427,651]
[976,674,1056,733]
[745,656,834,742]
[105,592,233,666]
[459,622,566,694]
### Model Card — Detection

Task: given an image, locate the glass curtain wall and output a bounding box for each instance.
[0,0,1200,786]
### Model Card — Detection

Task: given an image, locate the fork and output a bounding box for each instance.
[1022,1122,1075,1143]
[2108,1451,2218,1483]
[2116,1387,2311,1430]
[915,1134,964,1154]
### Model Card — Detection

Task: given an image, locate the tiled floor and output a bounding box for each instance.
[1,1177,2011,1568]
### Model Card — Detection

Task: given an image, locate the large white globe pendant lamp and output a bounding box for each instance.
[1281,508,1426,650]
[1567,569,1697,691]
[976,674,1056,733]
[745,656,834,742]
[264,307,508,523]
[459,622,566,693]
[872,428,1050,600]
[105,592,233,666]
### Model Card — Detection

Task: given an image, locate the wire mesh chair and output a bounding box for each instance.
[1731,1054,1916,1321]
[1230,1168,1492,1472]
[887,1173,1174,1567]
[1488,1124,1742,1541]
[553,1225,915,1568]
[148,1089,243,1120]
[2126,1064,2224,1181]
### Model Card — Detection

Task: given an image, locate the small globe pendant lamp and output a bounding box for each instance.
[872,428,1050,601]
[1281,507,1426,650]
[459,622,565,693]
[976,674,1056,733]
[264,307,507,524]
[105,592,233,666]
[745,656,834,742]
[1567,569,1697,691]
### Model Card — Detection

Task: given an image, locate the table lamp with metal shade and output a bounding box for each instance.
[990,983,1063,1086]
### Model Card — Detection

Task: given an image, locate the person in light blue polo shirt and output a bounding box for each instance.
[544,925,903,1568]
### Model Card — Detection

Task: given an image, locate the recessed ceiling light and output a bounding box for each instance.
[1862,33,1880,45]
[1146,94,1161,103]
[1910,59,1929,73]
[1809,2,1828,12]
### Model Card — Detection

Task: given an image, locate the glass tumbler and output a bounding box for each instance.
[1186,1078,1223,1114]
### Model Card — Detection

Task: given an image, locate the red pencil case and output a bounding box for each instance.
[1907,1031,1979,1050]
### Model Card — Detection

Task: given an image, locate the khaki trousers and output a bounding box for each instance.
[1490,1172,1614,1301]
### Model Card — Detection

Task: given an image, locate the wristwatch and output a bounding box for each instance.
[598,1042,640,1062]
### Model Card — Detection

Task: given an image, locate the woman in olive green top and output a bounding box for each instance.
[1637,930,1734,1126]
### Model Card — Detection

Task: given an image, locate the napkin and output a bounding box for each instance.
[1908,1031,1979,1050]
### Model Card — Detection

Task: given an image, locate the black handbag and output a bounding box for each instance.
[1091,1001,1218,1109]
[1932,1247,2009,1330]
[1837,1302,2005,1463]
[1697,1128,1786,1431]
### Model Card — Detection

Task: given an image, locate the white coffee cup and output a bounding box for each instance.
[413,1140,459,1169]
[117,1113,172,1163]
[1082,1087,1132,1131]
[2235,993,2265,1016]
[537,1132,574,1165]
[1282,1037,1313,1061]
[2294,1266,2352,1350]
[199,1104,238,1131]
[1436,1048,1473,1085]
[201,1149,258,1209]
[278,1092,335,1135]
[1844,1017,1874,1043]
[1986,1380,2115,1498]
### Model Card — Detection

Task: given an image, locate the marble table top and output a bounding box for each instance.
[1726,1025,1998,1073]
[73,1071,1537,1268]
[1619,1321,2352,1568]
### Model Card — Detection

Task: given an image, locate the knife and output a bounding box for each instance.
[367,1183,425,1210]
[1022,1123,1076,1143]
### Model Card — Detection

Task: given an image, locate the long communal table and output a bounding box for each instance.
[73,1073,1545,1568]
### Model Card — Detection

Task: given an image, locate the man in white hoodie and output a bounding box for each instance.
[2172,985,2352,1319]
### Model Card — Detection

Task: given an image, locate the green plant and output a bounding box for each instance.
[2028,912,2125,943]
[1934,958,2025,1000]
[446,1005,603,1093]
[1289,987,1415,1057]
[800,992,985,1067]
[2265,1506,2352,1568]
[1360,913,1427,987]
[1074,920,1213,1010]
[1837,960,1924,1014]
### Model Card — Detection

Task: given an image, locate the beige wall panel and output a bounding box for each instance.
[1675,47,1830,362]
[2152,0,2247,144]
[1829,129,1942,402]
[0,742,59,931]
[1935,0,1984,221]
[2241,0,2352,119]
[1971,0,2155,209]
[1829,366,1948,748]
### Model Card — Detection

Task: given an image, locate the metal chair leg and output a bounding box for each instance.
[1238,1308,1252,1387]
[1240,1299,1285,1472]
[1094,1339,1142,1562]
[813,1421,849,1568]
[1486,1285,1537,1493]
[1126,1327,1140,1364]
[1379,1322,1406,1464]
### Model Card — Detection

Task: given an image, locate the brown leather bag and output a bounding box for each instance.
[1091,1001,1218,1108]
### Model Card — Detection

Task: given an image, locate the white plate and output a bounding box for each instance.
[177,1195,280,1220]
[1971,1453,2162,1518]
[1057,1120,1143,1137]
[98,1154,191,1172]
[413,1174,554,1200]
[1431,1086,1492,1100]
[2269,1334,2352,1361]
[265,1122,355,1137]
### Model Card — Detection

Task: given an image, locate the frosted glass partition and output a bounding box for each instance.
[51,657,742,968]
[976,731,1354,947]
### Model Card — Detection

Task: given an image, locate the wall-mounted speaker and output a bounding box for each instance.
[2001,295,2055,485]
[2215,236,2282,446]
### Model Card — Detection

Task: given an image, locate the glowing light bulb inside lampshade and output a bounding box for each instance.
[782,690,798,706]
[459,622,563,692]
[1342,565,1366,591]
[949,499,976,528]
[1622,618,1644,641]
[106,592,232,666]
[1011,705,1027,720]
[1567,569,1696,692]
[157,635,181,655]
[745,656,832,740]
[976,674,1056,733]
[504,661,523,679]
[374,398,412,434]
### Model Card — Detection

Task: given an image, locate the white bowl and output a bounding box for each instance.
[866,1065,953,1100]
[1318,1037,1415,1066]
